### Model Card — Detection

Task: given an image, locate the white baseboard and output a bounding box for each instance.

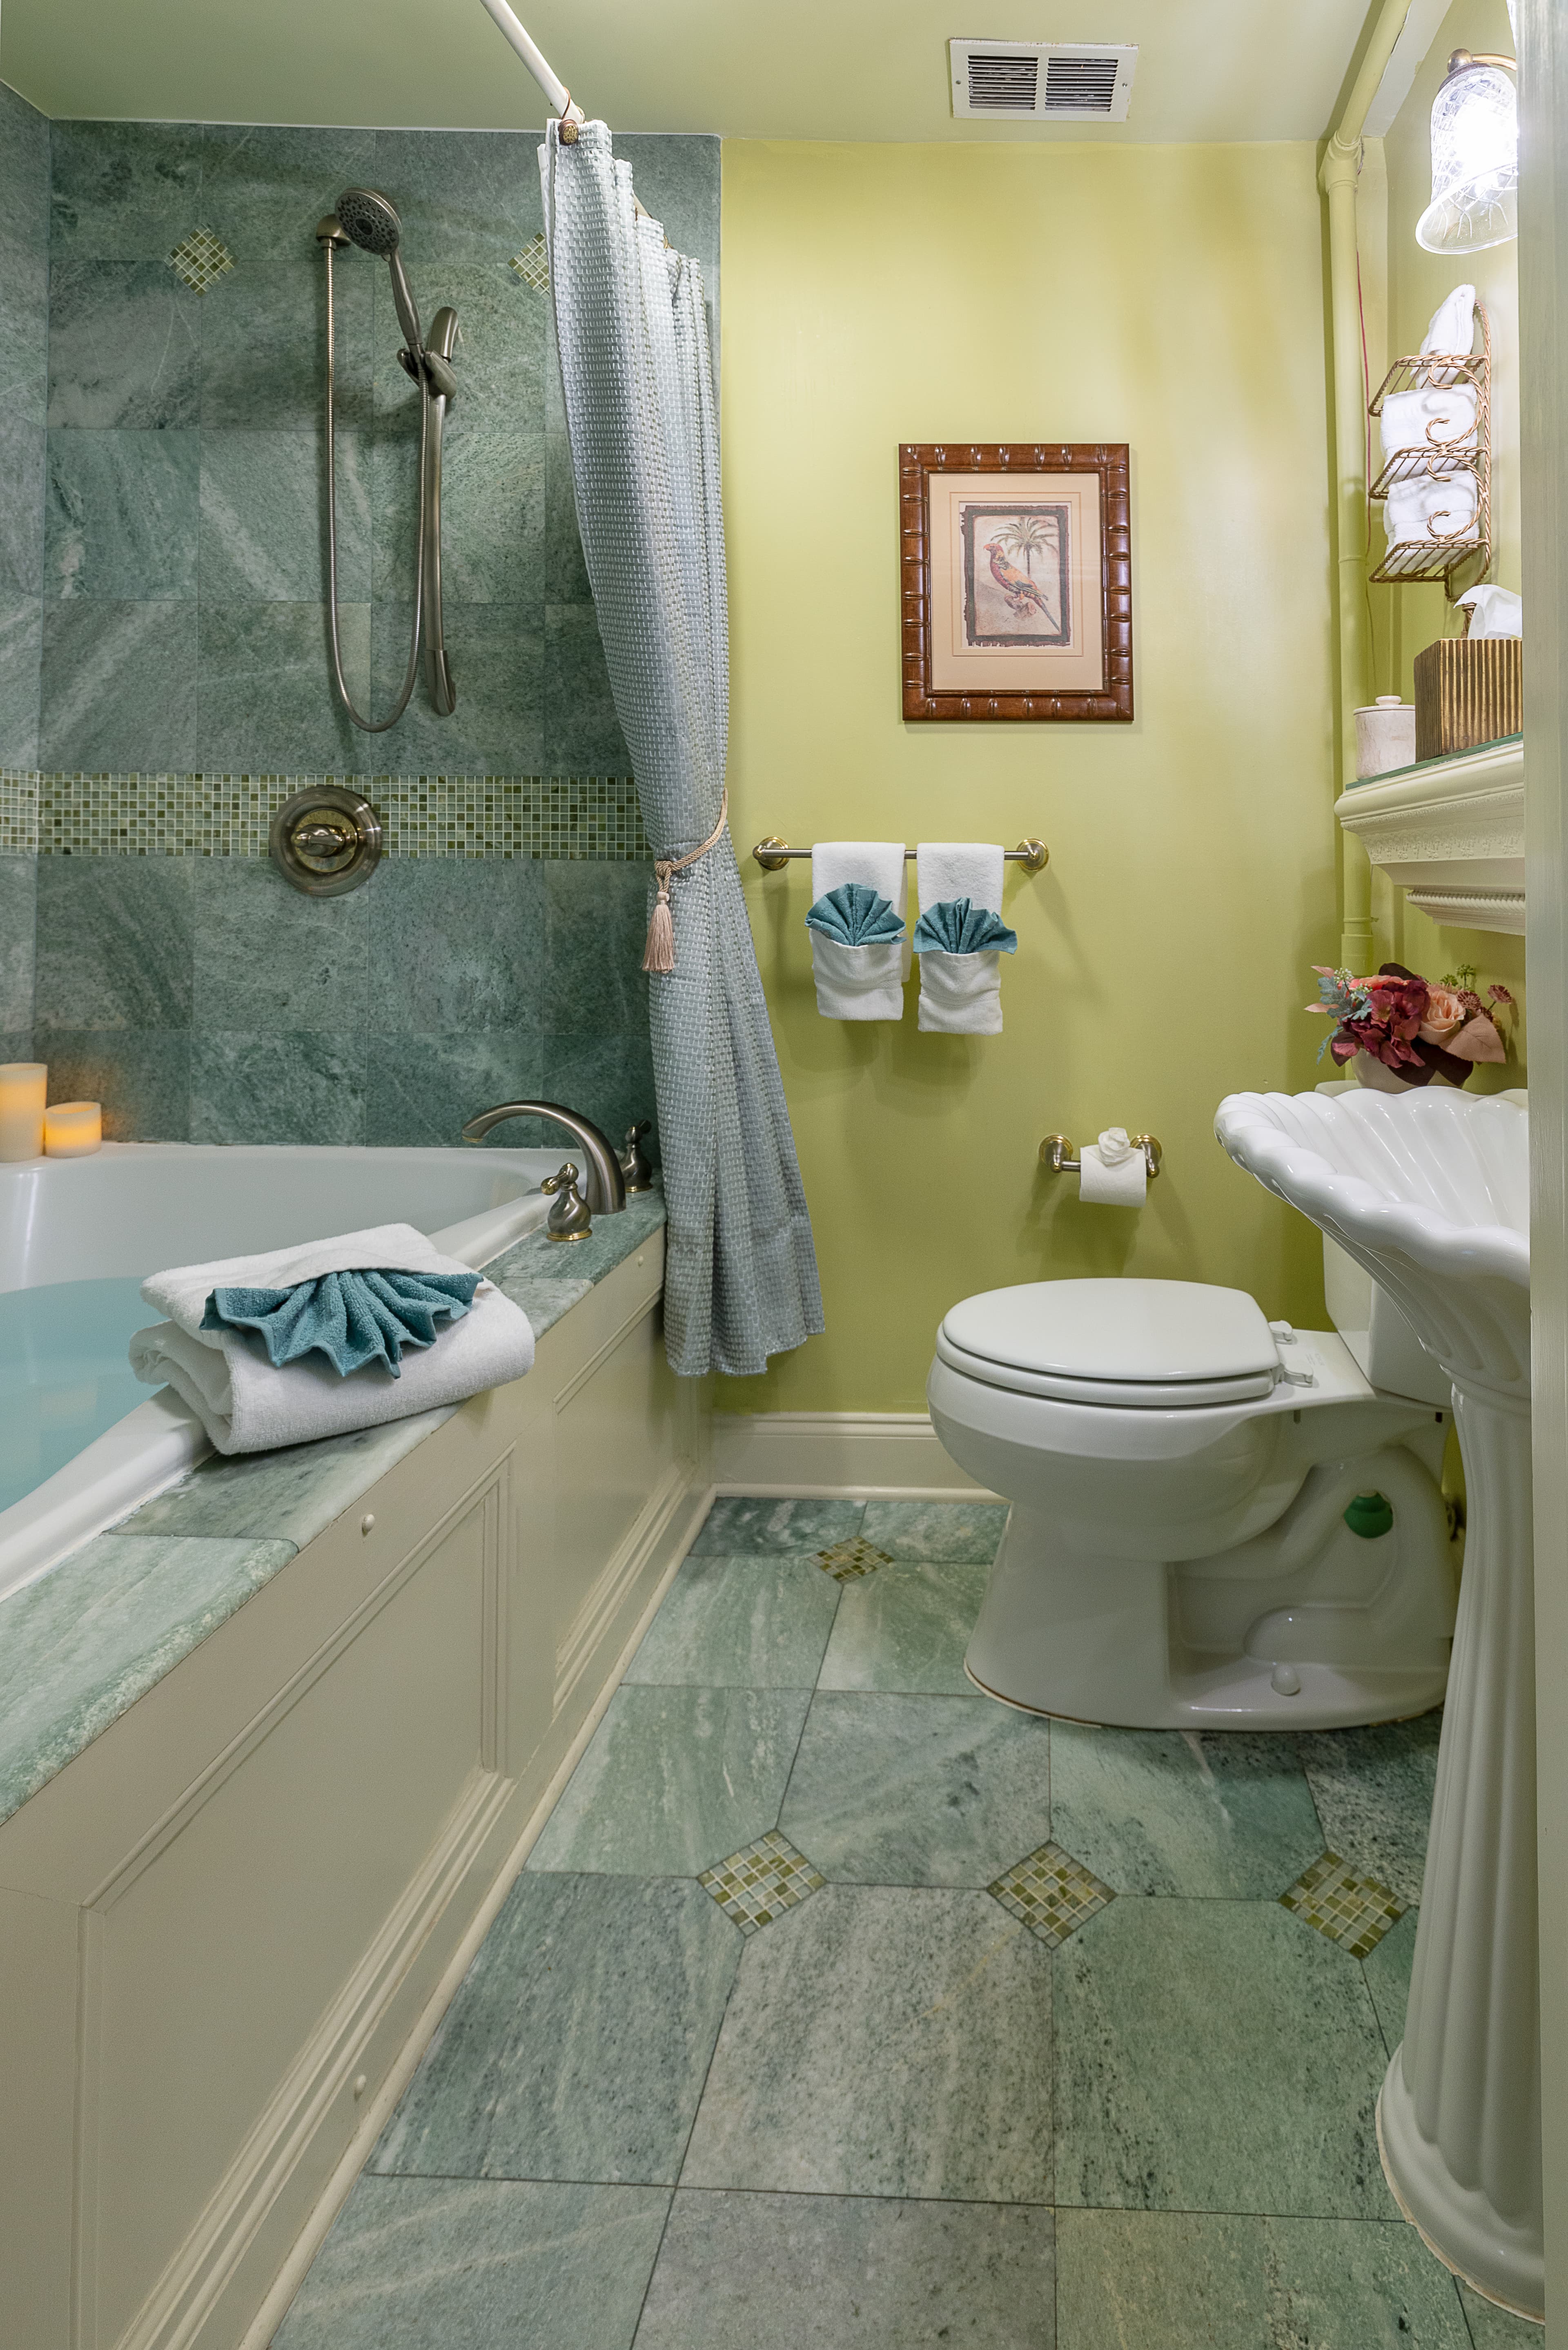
[713,1411,997,1502]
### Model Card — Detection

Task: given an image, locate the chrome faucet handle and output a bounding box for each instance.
[619,1120,654,1193]
[540,1162,593,1244]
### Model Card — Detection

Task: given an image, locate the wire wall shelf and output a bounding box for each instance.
[1367,299,1491,598]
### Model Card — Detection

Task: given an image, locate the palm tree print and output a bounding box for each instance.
[1001,512,1058,578]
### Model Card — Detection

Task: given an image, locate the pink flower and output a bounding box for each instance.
[1418,985,1468,1045]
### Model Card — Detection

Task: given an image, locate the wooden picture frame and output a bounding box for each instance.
[900,442,1133,722]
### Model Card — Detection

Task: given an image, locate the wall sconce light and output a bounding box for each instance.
[1417,48,1518,253]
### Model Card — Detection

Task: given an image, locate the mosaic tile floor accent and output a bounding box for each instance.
[815,1536,893,1583]
[167,226,234,294]
[510,233,550,292]
[1280,1849,1409,1960]
[989,1841,1115,1948]
[699,1831,825,1935]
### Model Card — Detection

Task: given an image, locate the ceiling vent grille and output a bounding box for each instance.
[950,39,1138,122]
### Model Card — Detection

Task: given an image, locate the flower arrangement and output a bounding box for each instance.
[1308,961,1514,1086]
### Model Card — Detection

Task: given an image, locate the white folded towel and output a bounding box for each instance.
[130,1221,535,1455]
[1380,382,1477,460]
[915,843,1007,1036]
[1384,468,1478,549]
[1421,283,1475,359]
[809,842,909,1021]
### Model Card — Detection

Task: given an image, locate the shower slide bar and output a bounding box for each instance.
[751,838,1050,872]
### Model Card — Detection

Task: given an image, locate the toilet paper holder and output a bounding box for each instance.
[1041,1133,1163,1180]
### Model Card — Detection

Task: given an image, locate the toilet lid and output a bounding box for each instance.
[940,1279,1281,1391]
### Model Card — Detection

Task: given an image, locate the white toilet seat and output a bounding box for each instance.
[937,1277,1283,1409]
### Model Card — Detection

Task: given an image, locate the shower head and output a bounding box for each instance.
[335,187,425,355]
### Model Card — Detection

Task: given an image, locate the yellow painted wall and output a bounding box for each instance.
[719,138,1340,1414]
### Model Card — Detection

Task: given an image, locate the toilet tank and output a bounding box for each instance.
[1322,1234,1451,1407]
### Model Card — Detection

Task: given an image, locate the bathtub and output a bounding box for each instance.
[0,1142,563,1601]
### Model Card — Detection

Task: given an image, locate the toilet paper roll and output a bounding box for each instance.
[1079,1128,1147,1206]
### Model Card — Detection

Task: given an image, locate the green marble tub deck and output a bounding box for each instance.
[273,1494,1535,2350]
[0,1188,666,1829]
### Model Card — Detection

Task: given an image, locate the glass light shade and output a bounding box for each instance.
[1417,60,1518,253]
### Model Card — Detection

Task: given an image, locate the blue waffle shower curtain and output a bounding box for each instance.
[540,122,822,1377]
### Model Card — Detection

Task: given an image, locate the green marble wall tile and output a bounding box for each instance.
[1362,1905,1419,2056]
[49,120,203,257]
[636,2190,1056,2350]
[366,858,545,1031]
[0,415,46,597]
[545,433,591,602]
[544,599,629,774]
[372,414,543,607]
[374,262,546,430]
[363,1030,544,1149]
[34,855,192,1028]
[200,124,378,261]
[681,1883,1052,2202]
[0,1531,296,1825]
[543,862,650,1038]
[1049,1723,1327,1900]
[690,1497,866,1556]
[817,1556,989,1695]
[201,259,372,433]
[270,2174,670,2350]
[47,259,200,429]
[200,428,363,602]
[1054,1898,1394,2218]
[616,135,721,323]
[374,1873,741,2185]
[0,82,50,424]
[370,129,547,268]
[40,598,199,769]
[190,1030,366,1145]
[624,1552,841,1690]
[196,598,369,772]
[368,597,543,773]
[542,1031,657,1165]
[45,427,198,599]
[0,856,35,1035]
[858,1499,1011,1563]
[191,858,369,1029]
[527,1684,811,1877]
[780,1690,1051,1887]
[1296,1715,1441,1906]
[35,1026,190,1138]
[0,598,43,767]
[1055,2210,1471,2350]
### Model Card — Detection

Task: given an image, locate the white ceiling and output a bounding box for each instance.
[0,0,1382,141]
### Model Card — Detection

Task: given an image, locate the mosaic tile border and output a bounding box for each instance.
[815,1537,893,1583]
[699,1831,826,1935]
[1280,1849,1408,1960]
[0,772,647,861]
[989,1841,1115,1949]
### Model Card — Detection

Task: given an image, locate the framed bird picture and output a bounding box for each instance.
[899,442,1133,721]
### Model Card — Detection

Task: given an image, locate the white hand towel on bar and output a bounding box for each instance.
[915,842,1007,1036]
[130,1220,536,1455]
[809,841,909,1021]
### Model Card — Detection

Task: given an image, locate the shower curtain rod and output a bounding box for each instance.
[476,0,586,127]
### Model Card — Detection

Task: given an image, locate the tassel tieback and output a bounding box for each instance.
[642,789,729,974]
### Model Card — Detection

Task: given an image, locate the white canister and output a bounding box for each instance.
[1354,695,1417,779]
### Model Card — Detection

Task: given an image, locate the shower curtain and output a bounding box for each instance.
[540,122,823,1378]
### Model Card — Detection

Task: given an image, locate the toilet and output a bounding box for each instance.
[927,1237,1455,1730]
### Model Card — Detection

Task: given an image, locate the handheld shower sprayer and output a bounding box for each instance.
[318,190,458,728]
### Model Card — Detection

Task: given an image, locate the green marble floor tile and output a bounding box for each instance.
[527,1685,811,1877]
[374,1874,739,2186]
[816,1555,989,1694]
[634,2189,1056,2349]
[1054,2209,1472,2350]
[779,1691,1051,1888]
[271,2174,670,2350]
[680,1884,1051,2203]
[1050,1722,1326,1897]
[1363,1905,1420,2056]
[688,1495,865,1556]
[1297,1712,1442,1906]
[1054,1897,1394,2219]
[1458,2278,1546,2343]
[623,1552,840,1689]
[859,1498,1011,1562]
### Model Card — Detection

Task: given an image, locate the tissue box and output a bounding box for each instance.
[1413,637,1522,761]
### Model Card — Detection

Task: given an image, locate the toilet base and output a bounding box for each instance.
[964,1651,1449,1732]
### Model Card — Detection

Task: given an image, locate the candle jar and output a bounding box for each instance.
[0,1063,47,1162]
[43,1101,103,1158]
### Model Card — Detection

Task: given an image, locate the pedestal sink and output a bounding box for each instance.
[1214,1086,1537,2321]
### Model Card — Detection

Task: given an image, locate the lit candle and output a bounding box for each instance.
[0,1063,47,1162]
[43,1101,102,1158]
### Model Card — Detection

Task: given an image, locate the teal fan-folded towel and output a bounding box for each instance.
[911,896,1018,955]
[203,1267,483,1379]
[804,881,907,945]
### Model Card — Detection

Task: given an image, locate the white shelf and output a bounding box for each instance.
[1334,735,1523,936]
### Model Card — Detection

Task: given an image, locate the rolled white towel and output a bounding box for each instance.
[1384,468,1478,549]
[915,843,1009,1036]
[809,842,909,1020]
[131,1220,535,1455]
[1421,283,1476,359]
[1379,382,1477,460]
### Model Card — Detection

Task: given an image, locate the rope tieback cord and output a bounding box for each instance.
[642,788,728,973]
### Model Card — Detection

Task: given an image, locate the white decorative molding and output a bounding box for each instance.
[1335,736,1524,935]
[713,1411,997,1501]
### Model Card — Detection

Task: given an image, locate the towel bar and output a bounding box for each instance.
[752,836,1048,874]
[1041,1133,1163,1180]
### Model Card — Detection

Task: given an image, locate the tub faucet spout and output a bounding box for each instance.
[461,1100,627,1215]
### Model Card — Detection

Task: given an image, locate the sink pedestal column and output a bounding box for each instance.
[1378,1374,1542,2320]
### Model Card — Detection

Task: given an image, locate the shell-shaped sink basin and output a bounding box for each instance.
[1216,1083,1540,2321]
